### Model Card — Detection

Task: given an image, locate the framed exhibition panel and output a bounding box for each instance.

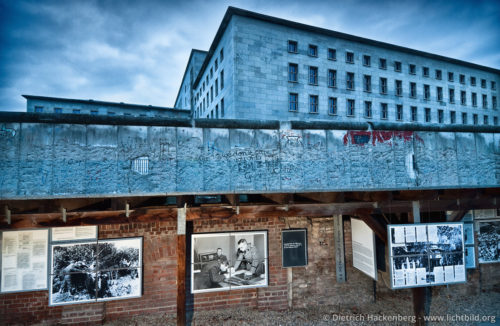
[49,237,142,306]
[50,226,98,242]
[387,223,466,289]
[476,220,500,264]
[1,229,49,293]
[191,230,268,294]
[282,229,308,268]
[351,218,377,280]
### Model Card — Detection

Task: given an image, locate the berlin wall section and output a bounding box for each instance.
[1,123,500,199]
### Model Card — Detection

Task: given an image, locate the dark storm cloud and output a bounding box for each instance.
[1,0,499,111]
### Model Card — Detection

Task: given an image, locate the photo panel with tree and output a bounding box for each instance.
[477,220,500,263]
[191,231,268,294]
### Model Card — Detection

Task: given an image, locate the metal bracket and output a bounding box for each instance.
[125,203,130,218]
[4,206,11,225]
[61,207,67,223]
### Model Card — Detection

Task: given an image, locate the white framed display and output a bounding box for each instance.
[49,237,142,306]
[191,230,268,294]
[1,229,49,293]
[351,218,377,280]
[476,220,500,264]
[50,226,98,242]
[387,223,466,289]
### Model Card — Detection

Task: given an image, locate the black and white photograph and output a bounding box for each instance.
[388,223,465,289]
[191,231,268,294]
[50,238,142,305]
[477,220,500,264]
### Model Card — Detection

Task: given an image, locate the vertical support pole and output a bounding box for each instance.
[287,268,293,308]
[412,201,421,223]
[411,201,426,326]
[333,214,346,283]
[177,204,187,326]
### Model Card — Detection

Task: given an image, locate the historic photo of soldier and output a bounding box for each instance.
[191,231,268,293]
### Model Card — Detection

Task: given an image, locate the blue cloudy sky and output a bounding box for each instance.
[1,0,499,111]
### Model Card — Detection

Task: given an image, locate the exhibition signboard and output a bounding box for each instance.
[282,229,308,268]
[351,218,377,280]
[388,223,466,289]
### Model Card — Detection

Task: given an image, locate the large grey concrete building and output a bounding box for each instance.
[189,7,499,125]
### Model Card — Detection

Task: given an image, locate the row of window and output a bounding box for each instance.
[287,40,497,90]
[288,64,498,109]
[196,69,225,115]
[196,98,225,119]
[33,106,162,117]
[195,48,224,108]
[288,93,498,125]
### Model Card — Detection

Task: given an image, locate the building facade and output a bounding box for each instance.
[191,7,500,125]
[24,95,190,119]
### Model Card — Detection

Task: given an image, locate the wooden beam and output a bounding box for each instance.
[260,193,292,204]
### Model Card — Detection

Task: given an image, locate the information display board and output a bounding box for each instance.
[477,220,500,264]
[282,229,308,268]
[351,218,377,280]
[1,229,49,293]
[51,226,98,242]
[388,223,465,289]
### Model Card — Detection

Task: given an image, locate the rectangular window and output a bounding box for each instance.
[346,72,355,90]
[363,55,371,66]
[472,92,477,106]
[54,107,62,114]
[346,51,354,63]
[72,109,80,114]
[409,64,416,74]
[379,58,387,69]
[396,105,403,121]
[328,69,336,88]
[482,94,487,108]
[215,58,218,71]
[215,78,219,96]
[492,81,497,90]
[411,106,417,122]
[473,114,478,125]
[210,86,213,102]
[220,48,224,61]
[309,95,319,113]
[459,74,465,84]
[364,101,372,118]
[380,78,387,94]
[381,103,388,119]
[288,40,298,53]
[493,96,497,109]
[435,69,442,80]
[91,110,98,115]
[425,108,431,123]
[363,75,371,92]
[461,91,466,105]
[309,66,318,85]
[448,72,454,82]
[328,97,337,115]
[424,84,430,100]
[215,104,219,119]
[308,44,318,57]
[470,76,476,86]
[347,99,355,116]
[423,67,429,77]
[462,112,467,124]
[210,67,213,79]
[288,63,298,82]
[34,106,43,113]
[396,80,402,96]
[328,48,336,60]
[289,93,298,112]
[410,82,417,98]
[494,117,498,126]
[449,88,455,103]
[221,98,225,117]
[484,115,489,125]
[481,79,486,88]
[394,61,402,72]
[450,111,456,124]
[220,70,224,89]
[438,109,444,123]
[437,87,443,101]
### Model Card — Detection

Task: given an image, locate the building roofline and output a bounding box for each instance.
[193,6,500,88]
[173,49,208,108]
[22,94,189,113]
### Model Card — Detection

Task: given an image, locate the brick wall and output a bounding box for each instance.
[1,216,499,325]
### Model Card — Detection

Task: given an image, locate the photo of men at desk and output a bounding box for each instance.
[191,231,268,293]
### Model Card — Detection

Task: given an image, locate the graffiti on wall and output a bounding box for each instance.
[343,131,424,146]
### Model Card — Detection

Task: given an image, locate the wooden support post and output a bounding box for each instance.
[412,287,426,326]
[177,204,187,326]
[287,268,293,308]
[333,214,346,283]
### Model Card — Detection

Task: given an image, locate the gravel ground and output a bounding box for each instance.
[104,289,500,326]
